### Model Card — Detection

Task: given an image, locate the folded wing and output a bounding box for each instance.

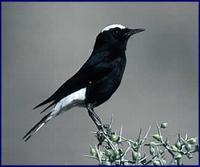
[33,51,112,112]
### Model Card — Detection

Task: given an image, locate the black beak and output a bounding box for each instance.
[125,28,145,38]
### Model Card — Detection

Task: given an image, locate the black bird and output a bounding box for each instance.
[23,24,144,141]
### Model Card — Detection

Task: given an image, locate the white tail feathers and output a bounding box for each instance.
[23,88,86,141]
[23,112,55,142]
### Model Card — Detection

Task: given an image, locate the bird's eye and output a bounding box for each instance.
[113,29,120,36]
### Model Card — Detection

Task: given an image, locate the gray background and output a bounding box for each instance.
[2,2,198,165]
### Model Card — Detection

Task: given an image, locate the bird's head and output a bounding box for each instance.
[94,24,145,51]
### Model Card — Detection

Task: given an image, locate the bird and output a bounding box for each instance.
[23,24,144,141]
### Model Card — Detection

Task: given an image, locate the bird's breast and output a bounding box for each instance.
[85,56,126,107]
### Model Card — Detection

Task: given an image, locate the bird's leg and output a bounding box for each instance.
[87,105,102,130]
[88,108,101,128]
[91,109,102,124]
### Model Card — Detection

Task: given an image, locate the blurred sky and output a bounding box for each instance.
[2,2,198,165]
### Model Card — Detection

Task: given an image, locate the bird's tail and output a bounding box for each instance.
[23,112,55,142]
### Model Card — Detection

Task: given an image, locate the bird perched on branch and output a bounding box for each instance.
[23,24,144,141]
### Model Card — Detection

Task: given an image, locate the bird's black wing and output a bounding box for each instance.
[34,51,112,112]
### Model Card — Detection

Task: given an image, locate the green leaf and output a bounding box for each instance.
[149,146,155,155]
[105,149,112,158]
[101,160,111,165]
[171,145,178,152]
[161,159,167,165]
[153,160,161,165]
[149,141,157,146]
[185,143,192,152]
[187,138,197,145]
[193,145,199,152]
[110,134,119,142]
[140,158,147,164]
[160,122,168,128]
[132,150,137,161]
[186,153,193,159]
[90,147,96,156]
[174,153,182,160]
[159,149,165,155]
[175,140,181,149]
[152,134,162,141]
[131,150,140,161]
[131,142,139,152]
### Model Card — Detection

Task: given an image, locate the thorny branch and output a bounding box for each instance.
[86,117,198,165]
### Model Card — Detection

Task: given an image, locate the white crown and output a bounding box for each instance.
[102,24,126,32]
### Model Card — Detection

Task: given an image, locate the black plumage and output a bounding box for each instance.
[23,24,144,141]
